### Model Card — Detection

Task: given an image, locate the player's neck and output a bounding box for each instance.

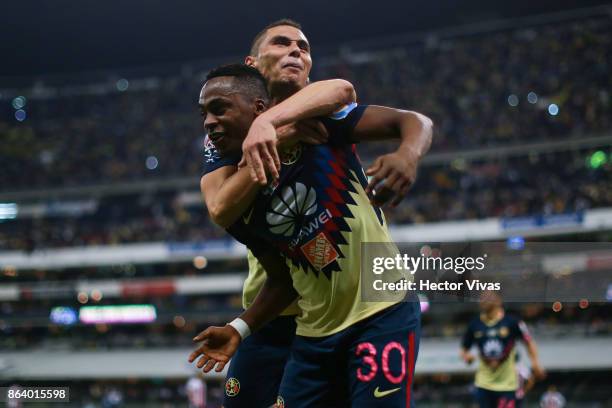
[269,82,303,105]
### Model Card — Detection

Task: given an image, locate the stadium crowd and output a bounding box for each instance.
[1,147,610,251]
[316,17,611,152]
[0,16,610,191]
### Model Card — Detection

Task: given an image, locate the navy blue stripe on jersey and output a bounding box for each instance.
[202,135,241,175]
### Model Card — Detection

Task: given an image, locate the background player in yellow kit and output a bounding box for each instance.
[461,292,545,408]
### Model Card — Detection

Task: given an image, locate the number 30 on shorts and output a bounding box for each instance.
[355,341,407,383]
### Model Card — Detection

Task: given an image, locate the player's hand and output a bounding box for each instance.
[277,119,328,147]
[240,118,281,186]
[462,352,476,365]
[188,325,241,373]
[532,364,546,380]
[365,149,419,207]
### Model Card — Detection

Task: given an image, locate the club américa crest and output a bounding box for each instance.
[280,144,302,165]
[225,377,240,397]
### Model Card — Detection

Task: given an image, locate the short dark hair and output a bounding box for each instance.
[205,63,269,103]
[250,18,302,56]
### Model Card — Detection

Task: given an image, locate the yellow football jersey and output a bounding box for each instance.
[243,250,301,316]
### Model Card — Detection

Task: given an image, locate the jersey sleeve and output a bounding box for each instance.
[320,103,367,145]
[514,319,532,343]
[225,219,270,258]
[461,320,476,350]
[202,135,241,175]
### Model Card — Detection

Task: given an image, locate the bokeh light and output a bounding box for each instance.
[145,156,159,170]
[173,315,186,328]
[527,91,538,104]
[95,323,109,333]
[506,236,525,250]
[91,289,103,302]
[77,292,89,304]
[2,265,17,277]
[12,96,26,109]
[588,151,607,169]
[507,94,519,107]
[15,109,26,122]
[193,256,208,270]
[548,103,559,116]
[116,78,129,91]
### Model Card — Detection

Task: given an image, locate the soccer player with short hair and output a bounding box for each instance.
[198,20,357,408]
[198,64,355,408]
[461,292,545,408]
[190,61,432,407]
[192,19,431,408]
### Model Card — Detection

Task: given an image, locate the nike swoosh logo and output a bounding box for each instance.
[373,386,401,398]
[243,207,254,225]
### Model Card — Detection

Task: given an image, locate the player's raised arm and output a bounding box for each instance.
[351,105,434,207]
[189,250,297,373]
[200,165,261,228]
[242,79,356,185]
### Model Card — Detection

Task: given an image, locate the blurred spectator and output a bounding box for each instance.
[186,374,207,408]
[102,386,123,408]
[540,385,567,408]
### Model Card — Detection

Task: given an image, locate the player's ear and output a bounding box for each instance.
[245,55,257,68]
[254,98,267,115]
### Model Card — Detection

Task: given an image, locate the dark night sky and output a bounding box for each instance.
[1,0,610,77]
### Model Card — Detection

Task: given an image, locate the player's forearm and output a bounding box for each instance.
[239,252,297,332]
[396,111,433,161]
[526,339,541,367]
[208,167,260,228]
[239,276,297,332]
[352,106,433,153]
[257,79,356,129]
